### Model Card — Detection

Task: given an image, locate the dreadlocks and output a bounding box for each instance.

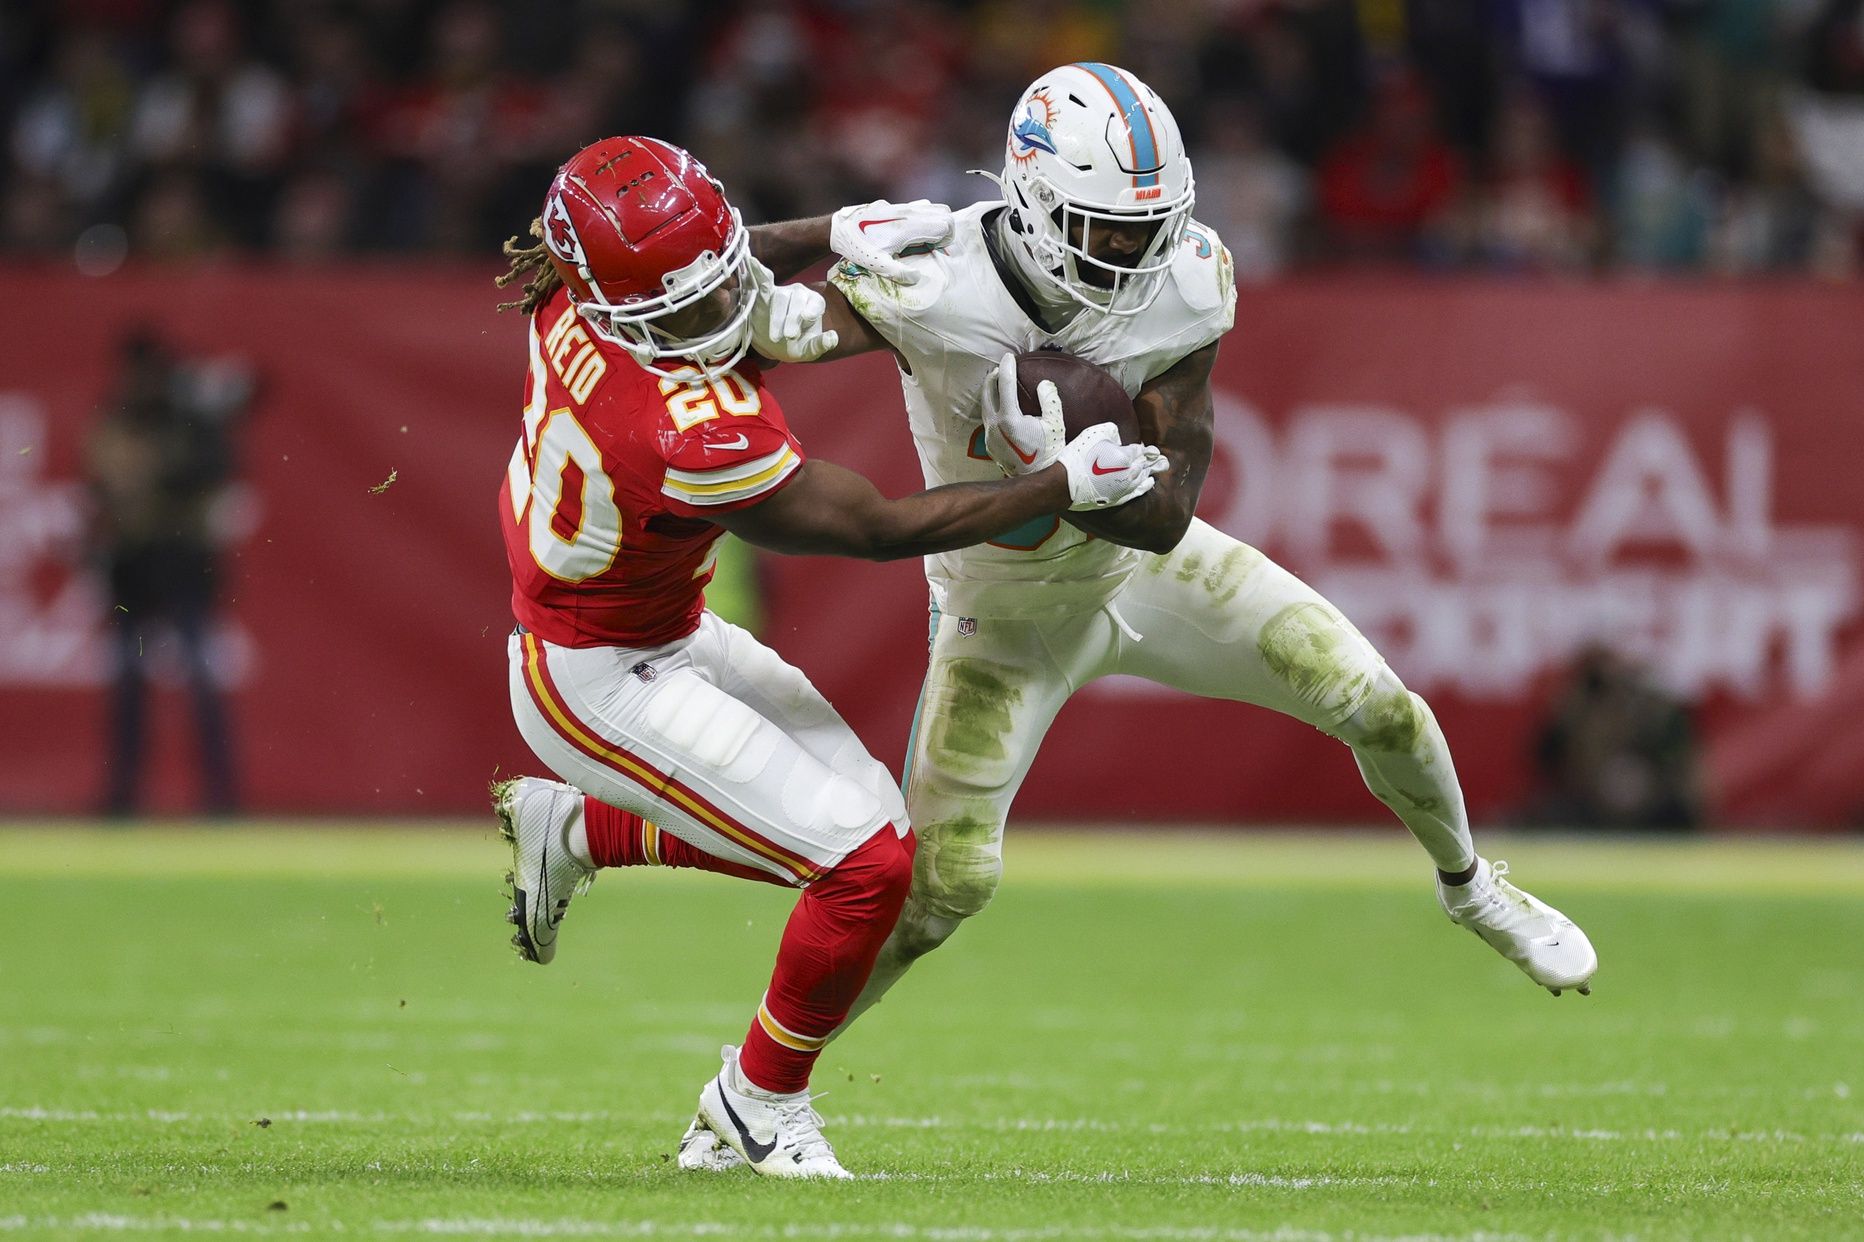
[495,217,563,315]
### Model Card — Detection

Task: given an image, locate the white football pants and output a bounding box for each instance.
[847,518,1474,1023]
[510,612,907,886]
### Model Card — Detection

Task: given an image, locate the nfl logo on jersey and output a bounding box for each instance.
[957,618,977,638]
[630,662,657,682]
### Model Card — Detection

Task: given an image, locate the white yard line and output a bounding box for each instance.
[374,1224,1535,1242]
[3,1105,1859,1147]
[0,1217,325,1234]
[0,1220,1546,1242]
[855,1169,1412,1190]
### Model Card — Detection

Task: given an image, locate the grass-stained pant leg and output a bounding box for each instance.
[1110,519,1475,872]
[841,604,1095,1028]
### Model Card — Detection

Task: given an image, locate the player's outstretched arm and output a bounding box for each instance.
[713,460,1066,561]
[812,283,894,360]
[749,201,952,282]
[712,427,1161,562]
[749,201,955,364]
[748,217,834,281]
[1063,342,1219,555]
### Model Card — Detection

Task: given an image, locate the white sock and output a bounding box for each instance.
[566,807,594,869]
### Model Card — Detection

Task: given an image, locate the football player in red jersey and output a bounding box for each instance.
[490,136,1164,1179]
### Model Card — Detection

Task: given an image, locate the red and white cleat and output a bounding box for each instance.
[492,777,594,966]
[692,1046,850,1179]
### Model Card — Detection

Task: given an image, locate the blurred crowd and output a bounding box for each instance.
[1529,646,1703,831]
[4,0,1863,277]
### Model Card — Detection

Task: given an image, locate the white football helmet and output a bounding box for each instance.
[988,63,1194,317]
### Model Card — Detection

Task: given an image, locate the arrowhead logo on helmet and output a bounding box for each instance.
[542,189,587,270]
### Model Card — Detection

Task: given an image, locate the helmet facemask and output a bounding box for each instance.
[574,212,755,382]
[998,168,1194,318]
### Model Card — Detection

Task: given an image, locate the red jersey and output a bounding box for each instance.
[499,288,806,648]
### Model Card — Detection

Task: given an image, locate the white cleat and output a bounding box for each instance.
[1438,858,1597,996]
[676,1116,747,1172]
[492,777,594,966]
[693,1046,851,1179]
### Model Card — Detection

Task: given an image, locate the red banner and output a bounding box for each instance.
[3,267,1860,826]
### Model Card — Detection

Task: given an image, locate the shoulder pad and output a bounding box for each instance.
[1169,220,1236,326]
[661,419,800,510]
[829,250,952,323]
[828,202,996,333]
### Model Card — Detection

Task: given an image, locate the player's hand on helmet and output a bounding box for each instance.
[981,351,1066,474]
[830,199,953,283]
[1052,423,1169,511]
[747,257,839,363]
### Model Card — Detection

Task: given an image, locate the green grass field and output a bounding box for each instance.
[2,826,1860,1241]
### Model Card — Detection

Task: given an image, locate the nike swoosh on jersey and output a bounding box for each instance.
[710,433,751,451]
[717,1086,778,1163]
[857,217,904,233]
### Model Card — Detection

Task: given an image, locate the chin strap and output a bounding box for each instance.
[577,302,753,383]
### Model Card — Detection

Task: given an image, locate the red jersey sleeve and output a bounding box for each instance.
[658,393,806,516]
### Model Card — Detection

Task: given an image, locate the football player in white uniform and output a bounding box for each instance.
[737,62,1600,1028]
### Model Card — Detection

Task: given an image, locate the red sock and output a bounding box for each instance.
[737,827,915,1094]
[583,797,647,868]
[583,796,788,886]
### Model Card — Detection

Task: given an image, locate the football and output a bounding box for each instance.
[1014,350,1140,444]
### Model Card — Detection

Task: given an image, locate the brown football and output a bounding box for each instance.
[1013,351,1139,444]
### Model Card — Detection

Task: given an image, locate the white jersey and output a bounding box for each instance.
[830,201,1236,619]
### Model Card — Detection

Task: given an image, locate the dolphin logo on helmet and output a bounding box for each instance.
[1010,91,1059,161]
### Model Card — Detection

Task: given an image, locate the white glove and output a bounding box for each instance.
[829,199,953,283]
[747,256,838,363]
[1053,422,1169,511]
[981,352,1065,474]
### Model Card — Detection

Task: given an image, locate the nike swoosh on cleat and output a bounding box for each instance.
[857,217,903,233]
[535,842,556,945]
[716,1085,778,1163]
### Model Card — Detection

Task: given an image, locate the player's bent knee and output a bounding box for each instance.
[1334,671,1431,756]
[816,825,916,920]
[915,830,1003,922]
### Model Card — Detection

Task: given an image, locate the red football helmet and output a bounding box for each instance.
[538,136,753,378]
